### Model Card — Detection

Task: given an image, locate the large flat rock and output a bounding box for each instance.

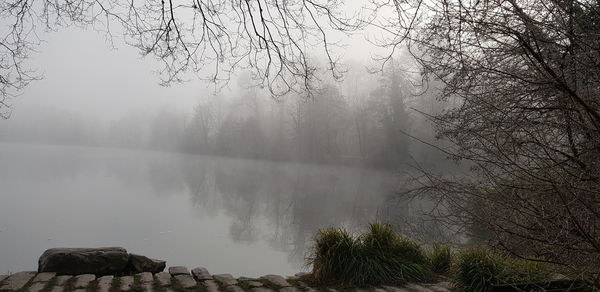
[0,271,36,291]
[203,280,220,292]
[214,274,237,286]
[128,254,165,273]
[168,266,189,276]
[119,276,134,291]
[38,247,129,275]
[32,273,55,283]
[73,274,95,288]
[174,274,196,288]
[26,282,47,292]
[155,272,171,287]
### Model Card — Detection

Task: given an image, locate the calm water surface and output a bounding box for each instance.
[0,143,428,276]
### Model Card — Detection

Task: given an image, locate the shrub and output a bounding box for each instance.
[308,223,430,286]
[429,243,452,274]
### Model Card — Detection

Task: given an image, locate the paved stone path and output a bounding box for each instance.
[0,268,451,292]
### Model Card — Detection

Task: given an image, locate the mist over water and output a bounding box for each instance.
[0,142,433,276]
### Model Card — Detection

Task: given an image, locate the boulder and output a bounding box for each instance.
[128,254,166,273]
[38,247,129,275]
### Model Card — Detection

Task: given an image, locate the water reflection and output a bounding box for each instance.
[0,143,444,276]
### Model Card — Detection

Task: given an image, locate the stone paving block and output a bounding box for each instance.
[73,274,95,288]
[54,276,71,286]
[27,282,47,292]
[280,287,299,292]
[203,280,220,292]
[191,267,212,281]
[246,281,263,288]
[97,275,113,292]
[138,272,153,283]
[120,276,134,291]
[49,285,64,292]
[250,288,276,292]
[214,274,237,286]
[141,282,154,292]
[0,271,37,291]
[155,272,171,287]
[32,273,55,283]
[260,275,291,287]
[227,285,245,292]
[0,275,7,283]
[403,284,433,292]
[168,266,189,276]
[174,274,196,288]
[381,286,411,292]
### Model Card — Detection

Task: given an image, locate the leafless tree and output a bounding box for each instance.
[0,0,366,118]
[373,0,600,277]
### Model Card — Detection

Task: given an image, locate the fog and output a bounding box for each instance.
[0,10,460,276]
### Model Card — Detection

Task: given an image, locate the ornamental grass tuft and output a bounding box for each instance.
[308,223,430,286]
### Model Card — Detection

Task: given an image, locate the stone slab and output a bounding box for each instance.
[0,271,37,291]
[74,274,95,288]
[54,276,71,286]
[214,274,237,286]
[203,280,220,292]
[97,275,113,292]
[175,274,196,288]
[138,272,153,283]
[260,275,290,287]
[120,276,134,291]
[251,288,276,292]
[168,266,189,276]
[155,272,171,287]
[141,282,154,292]
[404,283,435,292]
[191,267,212,281]
[247,281,263,288]
[27,282,47,292]
[32,273,55,283]
[227,285,244,292]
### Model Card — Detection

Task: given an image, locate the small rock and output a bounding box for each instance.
[138,272,153,283]
[155,272,171,287]
[0,271,37,291]
[260,275,290,287]
[54,276,71,285]
[203,280,220,292]
[38,247,129,275]
[27,282,47,292]
[168,266,189,276]
[174,274,196,288]
[246,281,263,288]
[73,274,95,288]
[128,254,165,273]
[120,276,134,291]
[213,274,237,286]
[227,285,244,292]
[191,267,212,281]
[141,282,154,292]
[32,273,55,283]
[97,276,113,292]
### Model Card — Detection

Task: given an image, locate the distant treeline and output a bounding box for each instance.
[0,60,456,171]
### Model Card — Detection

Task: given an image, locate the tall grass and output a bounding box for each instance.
[308,223,430,286]
[453,248,554,292]
[428,243,452,275]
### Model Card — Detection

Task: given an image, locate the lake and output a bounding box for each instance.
[0,143,434,276]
